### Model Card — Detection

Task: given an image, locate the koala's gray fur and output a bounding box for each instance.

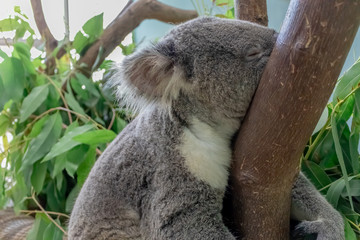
[68,17,344,240]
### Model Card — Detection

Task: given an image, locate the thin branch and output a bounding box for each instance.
[0,38,43,48]
[30,0,58,73]
[96,148,103,156]
[20,209,70,219]
[64,0,70,44]
[30,0,57,52]
[28,192,68,235]
[107,108,116,130]
[78,0,198,75]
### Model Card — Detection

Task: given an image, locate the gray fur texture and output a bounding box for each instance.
[68,17,344,240]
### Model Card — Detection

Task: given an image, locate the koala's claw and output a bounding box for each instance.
[294,219,345,240]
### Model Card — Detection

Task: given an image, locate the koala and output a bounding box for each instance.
[68,17,344,240]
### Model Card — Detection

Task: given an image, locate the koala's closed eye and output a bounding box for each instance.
[245,44,264,61]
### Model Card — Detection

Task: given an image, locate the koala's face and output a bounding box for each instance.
[117,17,277,125]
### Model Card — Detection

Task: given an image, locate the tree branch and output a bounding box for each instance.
[30,0,58,73]
[234,0,268,26]
[0,38,43,48]
[228,0,360,239]
[78,0,198,75]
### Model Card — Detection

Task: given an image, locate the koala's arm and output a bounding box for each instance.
[291,172,344,240]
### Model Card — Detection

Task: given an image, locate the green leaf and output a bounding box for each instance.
[65,184,81,213]
[26,213,49,240]
[0,49,8,59]
[302,160,332,189]
[337,95,354,122]
[13,42,35,74]
[326,178,345,208]
[71,77,89,100]
[75,72,100,97]
[331,115,354,210]
[65,92,87,116]
[0,18,20,32]
[352,88,360,133]
[22,112,62,167]
[45,182,65,212]
[82,13,103,38]
[0,57,26,108]
[114,117,128,133]
[0,114,10,136]
[73,31,90,54]
[65,144,89,177]
[19,85,49,122]
[42,124,94,161]
[43,220,63,240]
[341,179,360,197]
[333,60,360,104]
[73,129,116,145]
[29,115,48,138]
[349,132,359,174]
[77,146,96,186]
[344,219,356,240]
[119,42,136,56]
[31,161,47,193]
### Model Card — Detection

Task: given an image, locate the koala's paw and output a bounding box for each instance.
[293,219,344,240]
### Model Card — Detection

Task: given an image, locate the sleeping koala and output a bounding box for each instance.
[68,17,344,240]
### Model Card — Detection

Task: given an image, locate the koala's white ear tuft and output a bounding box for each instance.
[113,45,189,112]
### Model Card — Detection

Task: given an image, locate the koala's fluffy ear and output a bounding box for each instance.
[115,44,189,111]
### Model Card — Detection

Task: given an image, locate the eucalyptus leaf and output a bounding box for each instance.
[65,184,81,213]
[43,220,63,240]
[0,18,20,31]
[0,57,26,108]
[326,178,345,208]
[344,219,357,240]
[331,115,354,209]
[77,146,96,186]
[73,129,116,145]
[82,13,103,38]
[65,92,87,116]
[26,213,49,240]
[73,31,90,55]
[42,124,94,161]
[302,160,332,189]
[31,161,47,193]
[19,84,49,122]
[22,113,62,167]
[333,61,360,104]
[0,114,10,136]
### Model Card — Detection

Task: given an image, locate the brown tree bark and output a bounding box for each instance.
[228,0,360,239]
[78,0,198,75]
[30,0,58,74]
[234,0,268,26]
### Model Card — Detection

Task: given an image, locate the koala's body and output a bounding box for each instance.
[69,17,344,240]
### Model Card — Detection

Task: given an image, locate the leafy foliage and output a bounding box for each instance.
[0,7,132,239]
[302,58,360,239]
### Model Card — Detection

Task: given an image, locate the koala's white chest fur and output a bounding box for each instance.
[178,118,233,190]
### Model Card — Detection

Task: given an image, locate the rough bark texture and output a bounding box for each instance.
[228,0,360,239]
[78,0,198,75]
[234,0,268,26]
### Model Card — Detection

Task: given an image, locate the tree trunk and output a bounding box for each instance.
[228,0,360,239]
[234,0,268,26]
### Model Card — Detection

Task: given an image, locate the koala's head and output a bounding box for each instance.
[114,17,277,129]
